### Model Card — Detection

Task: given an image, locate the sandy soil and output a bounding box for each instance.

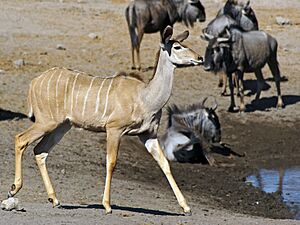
[0,0,300,224]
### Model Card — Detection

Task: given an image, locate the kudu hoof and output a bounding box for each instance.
[184,209,192,216]
[8,184,17,197]
[48,198,60,208]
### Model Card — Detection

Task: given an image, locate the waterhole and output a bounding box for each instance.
[246,167,300,220]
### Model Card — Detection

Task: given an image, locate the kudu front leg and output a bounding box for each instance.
[9,124,48,197]
[143,138,191,215]
[102,129,122,214]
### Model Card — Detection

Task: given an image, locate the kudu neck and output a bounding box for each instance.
[142,49,176,112]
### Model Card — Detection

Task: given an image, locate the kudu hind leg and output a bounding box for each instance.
[267,60,284,108]
[102,129,122,214]
[34,122,71,207]
[143,138,191,214]
[9,124,52,197]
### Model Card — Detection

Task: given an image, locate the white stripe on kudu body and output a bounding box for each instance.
[10,26,201,216]
[82,77,96,117]
[55,71,63,116]
[101,78,114,120]
[47,71,56,120]
[70,73,80,114]
[95,78,106,114]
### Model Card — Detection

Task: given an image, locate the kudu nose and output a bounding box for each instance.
[198,56,204,64]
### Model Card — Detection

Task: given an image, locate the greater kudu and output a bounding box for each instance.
[8,26,203,215]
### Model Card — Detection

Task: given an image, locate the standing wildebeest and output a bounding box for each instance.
[159,98,221,165]
[202,27,284,112]
[125,0,206,70]
[203,0,259,95]
[7,26,203,215]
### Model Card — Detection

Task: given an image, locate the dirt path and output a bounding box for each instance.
[0,0,299,224]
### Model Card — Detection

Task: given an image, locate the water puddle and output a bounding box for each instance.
[246,167,300,220]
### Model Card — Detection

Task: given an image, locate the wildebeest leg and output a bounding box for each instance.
[236,71,245,111]
[33,121,71,207]
[254,69,264,101]
[128,27,139,70]
[267,59,284,108]
[135,28,144,71]
[227,73,236,112]
[219,72,227,96]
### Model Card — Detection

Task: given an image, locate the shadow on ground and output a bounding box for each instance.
[0,108,27,121]
[60,204,183,216]
[245,95,300,112]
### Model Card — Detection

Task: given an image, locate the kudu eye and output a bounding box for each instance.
[173,45,182,50]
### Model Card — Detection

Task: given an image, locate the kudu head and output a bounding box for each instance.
[201,29,232,72]
[160,26,203,67]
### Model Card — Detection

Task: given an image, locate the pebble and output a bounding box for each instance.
[13,59,25,68]
[1,197,19,211]
[56,44,66,50]
[0,69,5,75]
[275,16,291,25]
[88,32,98,40]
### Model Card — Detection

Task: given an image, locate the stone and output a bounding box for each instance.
[88,33,98,40]
[56,44,66,50]
[13,59,25,68]
[275,16,291,25]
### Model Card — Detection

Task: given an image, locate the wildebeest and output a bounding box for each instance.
[203,0,258,95]
[125,0,206,70]
[202,27,284,112]
[216,0,258,31]
[159,98,221,165]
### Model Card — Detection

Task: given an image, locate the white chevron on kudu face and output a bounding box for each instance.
[9,26,203,216]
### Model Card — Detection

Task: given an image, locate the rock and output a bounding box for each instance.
[275,16,291,25]
[0,69,5,74]
[88,33,98,40]
[56,44,66,50]
[13,59,25,68]
[1,197,19,211]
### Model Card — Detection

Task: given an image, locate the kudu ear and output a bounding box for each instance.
[162,26,173,45]
[173,30,189,43]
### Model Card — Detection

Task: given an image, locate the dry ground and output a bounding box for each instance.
[0,0,300,224]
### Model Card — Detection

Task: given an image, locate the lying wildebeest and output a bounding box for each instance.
[125,0,206,70]
[203,0,258,95]
[159,98,221,165]
[202,27,284,112]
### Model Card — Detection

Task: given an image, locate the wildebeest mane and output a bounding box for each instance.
[167,103,206,128]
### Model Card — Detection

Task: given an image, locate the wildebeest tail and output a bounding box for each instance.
[125,3,138,47]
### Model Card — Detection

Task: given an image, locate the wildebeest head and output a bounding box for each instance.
[222,0,258,31]
[168,97,221,144]
[201,30,231,72]
[160,26,203,66]
[181,0,206,27]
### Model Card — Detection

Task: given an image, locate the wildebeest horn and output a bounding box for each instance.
[211,97,218,111]
[202,97,208,106]
[216,37,229,43]
[201,32,214,41]
[188,0,198,3]
[202,96,218,111]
